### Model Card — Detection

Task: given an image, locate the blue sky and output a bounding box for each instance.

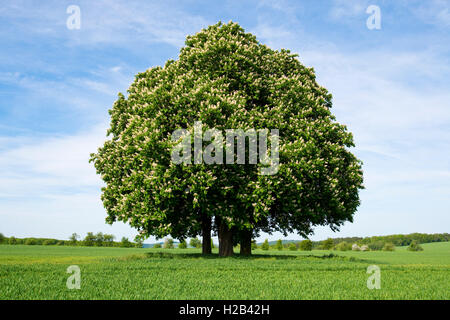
[1,0,449,243]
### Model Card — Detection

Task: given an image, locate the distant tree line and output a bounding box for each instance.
[250,233,449,252]
[0,232,143,248]
[1,232,447,251]
[312,232,449,250]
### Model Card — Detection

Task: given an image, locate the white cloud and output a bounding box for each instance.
[0,123,141,240]
[0,0,212,48]
[251,19,450,239]
[0,123,107,198]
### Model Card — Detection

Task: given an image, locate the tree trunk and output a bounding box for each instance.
[201,214,212,255]
[240,229,252,256]
[217,218,234,257]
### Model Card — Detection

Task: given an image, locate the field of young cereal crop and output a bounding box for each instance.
[1,242,448,300]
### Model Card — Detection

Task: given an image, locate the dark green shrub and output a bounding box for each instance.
[43,239,55,245]
[275,239,283,251]
[261,239,269,251]
[134,238,143,248]
[189,238,201,248]
[178,240,187,249]
[95,232,105,246]
[120,237,133,247]
[383,242,395,251]
[335,242,351,251]
[289,243,297,251]
[83,232,96,246]
[407,240,423,251]
[163,238,174,249]
[69,233,79,245]
[153,243,162,248]
[299,240,312,251]
[368,241,385,251]
[25,238,37,245]
[322,238,334,250]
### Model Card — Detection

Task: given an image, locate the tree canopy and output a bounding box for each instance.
[90,21,364,256]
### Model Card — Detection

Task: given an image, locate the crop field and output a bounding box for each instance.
[0,242,449,300]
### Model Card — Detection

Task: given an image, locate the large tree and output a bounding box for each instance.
[90,21,364,256]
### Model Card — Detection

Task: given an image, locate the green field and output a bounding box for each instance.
[1,242,449,299]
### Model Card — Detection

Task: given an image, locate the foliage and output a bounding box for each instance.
[95,232,105,246]
[24,239,37,245]
[407,240,424,252]
[275,239,283,251]
[261,239,270,251]
[163,238,174,249]
[153,243,162,248]
[251,240,258,250]
[288,243,297,251]
[351,244,360,251]
[89,21,364,252]
[327,233,450,248]
[335,242,351,251]
[69,233,79,245]
[322,238,334,250]
[367,241,385,251]
[178,240,187,249]
[134,237,143,248]
[189,238,202,249]
[120,237,133,248]
[299,240,313,251]
[383,242,395,251]
[103,234,116,246]
[83,232,96,247]
[42,240,57,246]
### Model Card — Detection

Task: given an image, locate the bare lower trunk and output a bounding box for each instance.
[240,229,252,256]
[217,218,234,257]
[201,214,212,255]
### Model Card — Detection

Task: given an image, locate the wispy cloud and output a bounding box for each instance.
[1,0,449,241]
[0,0,212,47]
[251,10,450,239]
[0,123,140,240]
[0,123,107,198]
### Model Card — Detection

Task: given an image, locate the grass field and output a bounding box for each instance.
[1,242,449,299]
